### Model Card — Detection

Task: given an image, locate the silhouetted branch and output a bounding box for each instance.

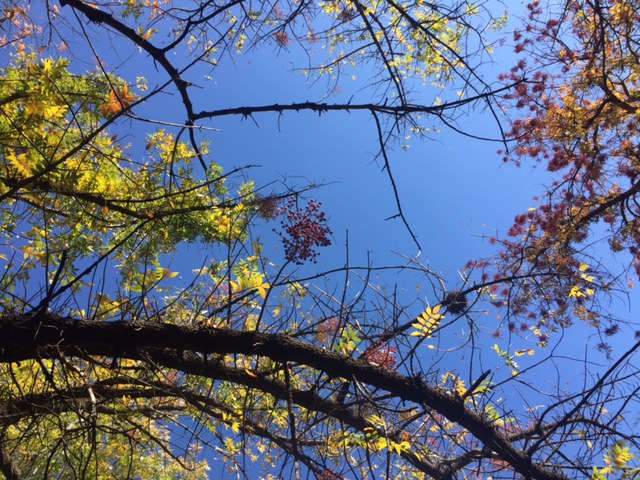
[0,313,568,480]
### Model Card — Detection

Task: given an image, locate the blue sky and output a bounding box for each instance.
[190,38,548,288]
[87,4,546,286]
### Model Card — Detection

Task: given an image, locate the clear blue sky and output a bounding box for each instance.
[182,43,549,276]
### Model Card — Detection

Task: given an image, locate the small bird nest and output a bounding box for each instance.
[443,291,468,314]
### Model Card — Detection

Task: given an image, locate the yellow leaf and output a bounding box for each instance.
[390,441,410,454]
[515,349,534,357]
[43,104,65,120]
[412,305,444,338]
[257,283,270,299]
[569,286,585,298]
[42,58,54,73]
[6,149,32,176]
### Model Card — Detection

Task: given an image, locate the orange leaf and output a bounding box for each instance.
[101,86,135,117]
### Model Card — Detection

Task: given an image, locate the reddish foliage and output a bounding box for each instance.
[485,0,640,335]
[362,340,397,371]
[317,316,340,343]
[274,30,291,47]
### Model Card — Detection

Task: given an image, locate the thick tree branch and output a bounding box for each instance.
[0,313,568,480]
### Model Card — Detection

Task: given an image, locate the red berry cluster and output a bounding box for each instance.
[362,340,397,371]
[275,198,332,264]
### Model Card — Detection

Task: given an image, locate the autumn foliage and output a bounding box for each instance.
[485,0,640,344]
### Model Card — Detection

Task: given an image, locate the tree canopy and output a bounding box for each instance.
[0,0,639,479]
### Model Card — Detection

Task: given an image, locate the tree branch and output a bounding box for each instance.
[193,81,524,123]
[0,313,568,480]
